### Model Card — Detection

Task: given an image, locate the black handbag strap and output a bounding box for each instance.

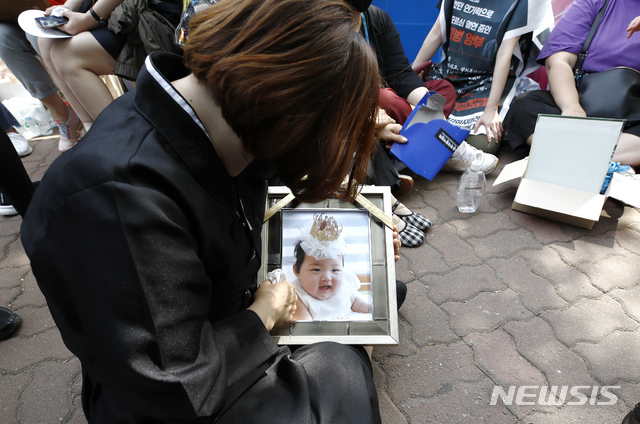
[575,0,612,83]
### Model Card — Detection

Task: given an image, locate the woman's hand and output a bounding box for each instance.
[375,108,395,129]
[560,107,587,117]
[56,10,100,35]
[375,108,406,148]
[392,225,400,262]
[247,280,297,331]
[474,107,502,143]
[628,16,640,38]
[380,123,406,148]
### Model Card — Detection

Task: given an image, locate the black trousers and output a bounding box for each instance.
[505,90,640,153]
[0,130,34,217]
[367,144,401,189]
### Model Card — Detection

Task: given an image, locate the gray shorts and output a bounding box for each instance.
[0,22,59,100]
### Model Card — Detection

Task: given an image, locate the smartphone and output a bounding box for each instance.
[35,15,69,29]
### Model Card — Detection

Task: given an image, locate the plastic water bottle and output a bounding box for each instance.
[456,153,486,213]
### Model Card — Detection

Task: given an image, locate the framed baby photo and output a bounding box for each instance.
[259,186,399,346]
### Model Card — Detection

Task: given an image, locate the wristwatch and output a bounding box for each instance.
[89,7,108,26]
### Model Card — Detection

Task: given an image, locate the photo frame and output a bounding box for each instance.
[259,186,398,345]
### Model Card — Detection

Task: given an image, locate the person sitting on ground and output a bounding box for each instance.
[505,0,640,168]
[414,0,552,159]
[21,0,390,421]
[291,214,372,321]
[37,0,181,131]
[349,0,457,123]
[349,0,456,192]
[0,110,29,216]
[0,113,36,216]
[0,15,84,151]
[346,0,447,247]
[0,131,27,339]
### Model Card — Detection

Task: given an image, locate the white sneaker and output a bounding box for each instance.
[56,106,83,152]
[0,193,18,216]
[7,132,32,157]
[442,141,498,174]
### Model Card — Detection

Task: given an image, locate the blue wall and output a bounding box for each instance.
[371,0,441,63]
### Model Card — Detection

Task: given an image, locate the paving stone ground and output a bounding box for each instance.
[1,133,639,423]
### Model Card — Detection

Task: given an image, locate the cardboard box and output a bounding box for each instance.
[494,115,640,229]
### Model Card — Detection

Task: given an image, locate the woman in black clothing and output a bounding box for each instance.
[22,0,384,422]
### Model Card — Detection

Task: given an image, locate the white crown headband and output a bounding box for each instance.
[298,214,347,260]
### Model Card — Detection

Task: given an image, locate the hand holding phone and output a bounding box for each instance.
[35,15,69,29]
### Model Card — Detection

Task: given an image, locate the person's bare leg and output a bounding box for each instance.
[391,194,413,216]
[525,134,533,145]
[38,37,92,124]
[39,92,69,123]
[50,32,115,122]
[364,346,373,360]
[612,133,640,168]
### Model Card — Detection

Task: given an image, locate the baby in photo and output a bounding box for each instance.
[291,214,372,321]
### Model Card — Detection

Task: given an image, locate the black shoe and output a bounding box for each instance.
[396,280,407,310]
[0,307,21,341]
[623,403,640,424]
[392,175,414,198]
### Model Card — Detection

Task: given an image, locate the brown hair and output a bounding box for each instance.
[184,0,379,202]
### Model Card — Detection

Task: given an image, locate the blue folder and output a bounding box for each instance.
[390,92,470,180]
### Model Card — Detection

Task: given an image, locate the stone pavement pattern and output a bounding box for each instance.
[1,134,639,423]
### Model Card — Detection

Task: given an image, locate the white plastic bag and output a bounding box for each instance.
[2,97,56,140]
[514,76,541,98]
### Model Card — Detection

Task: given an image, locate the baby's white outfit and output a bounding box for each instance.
[293,271,363,321]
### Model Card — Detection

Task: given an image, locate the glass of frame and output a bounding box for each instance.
[259,186,399,345]
[282,208,373,322]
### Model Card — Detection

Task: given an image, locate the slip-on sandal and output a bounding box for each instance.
[393,200,432,232]
[397,220,424,247]
[392,175,414,198]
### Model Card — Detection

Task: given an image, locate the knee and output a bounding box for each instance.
[295,342,370,371]
[49,42,78,75]
[426,79,455,98]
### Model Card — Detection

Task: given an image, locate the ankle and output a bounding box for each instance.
[392,214,405,230]
[55,108,69,124]
[394,202,411,216]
